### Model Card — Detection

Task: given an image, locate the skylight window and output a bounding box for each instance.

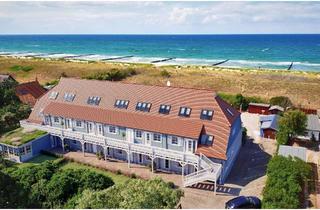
[115,99,129,109]
[159,104,171,114]
[87,96,101,106]
[136,102,151,112]
[227,108,234,116]
[179,107,191,117]
[49,91,59,100]
[200,109,214,120]
[64,92,76,102]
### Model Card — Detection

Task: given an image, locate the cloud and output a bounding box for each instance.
[0,1,319,34]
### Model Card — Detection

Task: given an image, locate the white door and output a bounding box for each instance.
[145,132,151,146]
[88,122,95,134]
[66,119,72,129]
[185,140,194,153]
[97,124,103,136]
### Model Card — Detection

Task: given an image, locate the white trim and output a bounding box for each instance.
[153,133,162,142]
[108,125,117,134]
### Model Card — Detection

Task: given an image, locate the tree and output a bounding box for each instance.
[270,96,293,110]
[44,168,114,208]
[76,178,183,209]
[0,171,29,208]
[262,155,312,208]
[276,110,307,145]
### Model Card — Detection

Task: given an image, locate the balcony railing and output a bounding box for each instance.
[20,120,200,165]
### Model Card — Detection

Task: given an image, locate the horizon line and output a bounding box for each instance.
[1,33,320,36]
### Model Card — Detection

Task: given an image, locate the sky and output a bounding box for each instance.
[0,1,320,34]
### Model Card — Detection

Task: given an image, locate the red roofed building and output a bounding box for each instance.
[15,80,47,107]
[21,77,243,187]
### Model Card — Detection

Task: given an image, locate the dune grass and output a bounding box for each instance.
[0,57,319,109]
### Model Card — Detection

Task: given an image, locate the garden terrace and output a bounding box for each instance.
[0,127,47,146]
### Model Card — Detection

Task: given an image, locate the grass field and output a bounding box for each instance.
[1,57,319,109]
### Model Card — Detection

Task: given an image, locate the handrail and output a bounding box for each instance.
[20,121,200,165]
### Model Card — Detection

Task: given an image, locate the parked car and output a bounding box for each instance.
[225,196,261,209]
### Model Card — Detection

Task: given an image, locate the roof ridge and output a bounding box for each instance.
[59,77,218,94]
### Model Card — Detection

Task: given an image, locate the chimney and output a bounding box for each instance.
[166,80,171,87]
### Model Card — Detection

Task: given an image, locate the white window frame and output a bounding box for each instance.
[153,133,162,142]
[108,126,117,134]
[53,117,59,123]
[76,120,82,127]
[135,130,142,139]
[170,136,179,146]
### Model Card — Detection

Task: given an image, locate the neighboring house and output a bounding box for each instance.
[21,77,243,187]
[268,105,284,115]
[297,114,320,141]
[0,134,51,163]
[278,145,307,162]
[259,115,279,139]
[0,74,16,83]
[248,102,284,115]
[248,103,271,115]
[15,80,47,107]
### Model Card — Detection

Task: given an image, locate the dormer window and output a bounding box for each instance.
[136,102,151,112]
[115,99,129,109]
[200,109,214,120]
[200,135,214,145]
[49,91,59,100]
[159,104,171,114]
[87,96,101,106]
[179,107,191,117]
[64,92,76,102]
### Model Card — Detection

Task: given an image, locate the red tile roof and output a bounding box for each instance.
[44,102,204,139]
[28,77,241,160]
[15,80,47,106]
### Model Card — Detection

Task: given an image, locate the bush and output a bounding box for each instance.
[262,155,312,208]
[76,178,184,209]
[9,65,33,72]
[218,93,266,111]
[276,110,307,145]
[270,96,293,110]
[116,169,122,175]
[85,68,138,81]
[0,171,29,208]
[160,70,171,78]
[130,173,137,179]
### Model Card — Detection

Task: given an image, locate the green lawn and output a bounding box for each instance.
[0,127,47,146]
[60,161,130,184]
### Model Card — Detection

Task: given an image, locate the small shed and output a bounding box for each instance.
[278,145,307,162]
[248,102,271,115]
[259,114,279,139]
[269,105,284,115]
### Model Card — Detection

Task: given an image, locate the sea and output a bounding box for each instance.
[1,34,320,72]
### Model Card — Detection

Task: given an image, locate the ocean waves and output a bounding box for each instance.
[1,50,320,72]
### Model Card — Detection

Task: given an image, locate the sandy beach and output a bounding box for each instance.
[0,56,319,109]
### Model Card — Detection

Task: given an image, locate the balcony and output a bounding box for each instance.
[20,120,199,165]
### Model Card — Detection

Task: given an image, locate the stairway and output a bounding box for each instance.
[183,153,222,188]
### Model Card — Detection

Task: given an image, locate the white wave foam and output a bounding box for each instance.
[2,50,320,70]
